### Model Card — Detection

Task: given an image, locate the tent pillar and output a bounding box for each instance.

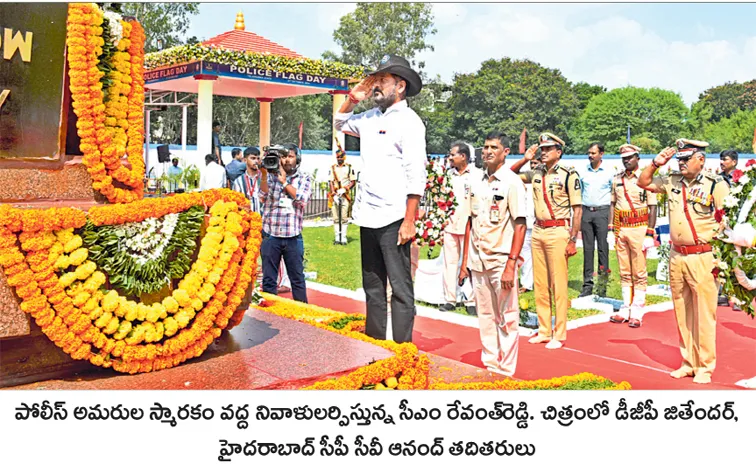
[330,91,348,159]
[257,98,273,149]
[195,75,216,167]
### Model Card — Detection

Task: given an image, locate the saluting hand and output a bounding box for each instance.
[654,147,676,167]
[349,76,377,103]
[524,144,539,161]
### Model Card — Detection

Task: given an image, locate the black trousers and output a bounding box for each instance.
[360,219,415,343]
[581,205,610,292]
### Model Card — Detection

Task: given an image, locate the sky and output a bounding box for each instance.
[185,2,756,106]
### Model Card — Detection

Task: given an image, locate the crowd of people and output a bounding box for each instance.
[181,52,740,385]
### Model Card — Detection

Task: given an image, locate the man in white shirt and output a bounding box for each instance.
[200,153,227,191]
[440,141,479,315]
[334,54,426,343]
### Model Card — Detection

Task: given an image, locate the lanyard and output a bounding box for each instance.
[620,175,637,215]
[541,171,556,220]
[681,182,700,244]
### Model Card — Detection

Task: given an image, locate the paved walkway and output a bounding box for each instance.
[297,283,756,390]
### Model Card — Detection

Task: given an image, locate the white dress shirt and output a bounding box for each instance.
[200,161,227,191]
[335,100,427,229]
[446,164,481,235]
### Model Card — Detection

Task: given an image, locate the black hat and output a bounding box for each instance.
[369,54,423,97]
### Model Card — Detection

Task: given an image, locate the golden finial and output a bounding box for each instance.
[234,11,245,31]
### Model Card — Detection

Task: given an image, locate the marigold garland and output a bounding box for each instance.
[66,3,145,204]
[0,190,261,374]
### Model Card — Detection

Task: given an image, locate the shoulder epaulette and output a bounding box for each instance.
[703,172,724,183]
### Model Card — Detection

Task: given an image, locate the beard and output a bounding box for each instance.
[373,87,398,112]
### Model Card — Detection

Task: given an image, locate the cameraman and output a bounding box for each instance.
[259,144,313,303]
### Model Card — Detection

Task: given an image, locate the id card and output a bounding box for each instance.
[279,196,294,213]
[489,204,500,223]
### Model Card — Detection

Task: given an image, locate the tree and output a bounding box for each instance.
[120,3,199,52]
[447,58,580,150]
[689,79,756,132]
[570,87,689,154]
[700,109,756,153]
[572,82,607,111]
[325,3,436,70]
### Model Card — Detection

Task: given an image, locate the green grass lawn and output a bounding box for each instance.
[302,226,669,320]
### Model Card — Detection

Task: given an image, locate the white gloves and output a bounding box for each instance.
[642,237,656,252]
[721,223,756,248]
[733,267,756,291]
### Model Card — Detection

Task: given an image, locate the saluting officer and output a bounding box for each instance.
[638,139,729,384]
[512,133,583,349]
[609,144,658,328]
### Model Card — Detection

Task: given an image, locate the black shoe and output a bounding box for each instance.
[439,303,455,312]
[578,290,592,298]
[466,306,477,316]
[717,296,730,307]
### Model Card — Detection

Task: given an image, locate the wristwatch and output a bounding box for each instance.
[569,236,578,243]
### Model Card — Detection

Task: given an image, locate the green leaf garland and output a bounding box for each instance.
[82,205,205,297]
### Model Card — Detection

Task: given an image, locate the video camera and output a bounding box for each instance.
[261,145,290,174]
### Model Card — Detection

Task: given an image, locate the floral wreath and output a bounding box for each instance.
[415,159,456,251]
[713,158,756,317]
[66,3,146,204]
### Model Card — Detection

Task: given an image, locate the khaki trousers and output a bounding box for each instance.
[668,250,718,376]
[615,226,648,291]
[331,198,350,224]
[472,264,520,376]
[442,231,474,305]
[532,225,570,341]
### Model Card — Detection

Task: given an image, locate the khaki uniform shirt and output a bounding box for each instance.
[650,172,729,245]
[523,163,582,221]
[468,166,527,272]
[446,165,481,235]
[329,163,356,188]
[612,169,658,211]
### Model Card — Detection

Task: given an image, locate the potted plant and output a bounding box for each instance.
[182,165,201,191]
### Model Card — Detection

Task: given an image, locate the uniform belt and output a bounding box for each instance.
[672,243,712,255]
[619,214,649,226]
[585,205,610,212]
[536,219,570,228]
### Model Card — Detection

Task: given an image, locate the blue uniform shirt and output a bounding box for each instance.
[579,163,614,207]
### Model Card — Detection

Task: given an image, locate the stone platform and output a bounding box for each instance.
[2,309,395,390]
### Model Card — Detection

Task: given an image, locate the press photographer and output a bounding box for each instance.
[259,144,313,303]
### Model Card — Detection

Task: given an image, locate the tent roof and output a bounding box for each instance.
[202,29,303,59]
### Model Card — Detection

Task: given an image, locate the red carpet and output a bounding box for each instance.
[301,289,756,390]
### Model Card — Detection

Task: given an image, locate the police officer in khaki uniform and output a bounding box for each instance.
[609,144,658,328]
[512,133,583,349]
[329,149,356,245]
[638,139,729,384]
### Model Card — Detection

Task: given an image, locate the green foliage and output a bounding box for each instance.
[145,44,365,80]
[690,80,756,131]
[570,87,689,153]
[700,109,756,153]
[448,58,580,148]
[572,82,607,111]
[82,206,204,297]
[120,3,200,53]
[328,3,437,70]
[327,315,366,330]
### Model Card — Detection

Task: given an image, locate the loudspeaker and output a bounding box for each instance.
[157,145,171,163]
[474,147,483,169]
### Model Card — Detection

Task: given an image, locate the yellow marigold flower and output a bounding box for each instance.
[145,304,161,323]
[190,298,203,311]
[163,317,178,337]
[124,301,138,322]
[94,311,113,329]
[55,228,74,245]
[50,241,64,256]
[207,271,222,285]
[196,290,212,302]
[162,296,179,314]
[206,225,224,234]
[54,254,71,270]
[208,216,224,226]
[72,291,92,308]
[63,235,83,254]
[172,289,191,307]
[136,303,149,321]
[103,316,120,335]
[102,290,119,312]
[81,295,101,315]
[142,322,157,343]
[69,248,89,266]
[175,309,193,328]
[74,261,96,281]
[113,320,132,340]
[125,324,145,345]
[59,272,77,288]
[154,322,165,341]
[197,248,218,263]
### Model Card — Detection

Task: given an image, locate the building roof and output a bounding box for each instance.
[201,18,303,59]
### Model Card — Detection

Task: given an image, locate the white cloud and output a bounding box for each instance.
[418,5,756,105]
[315,3,357,34]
